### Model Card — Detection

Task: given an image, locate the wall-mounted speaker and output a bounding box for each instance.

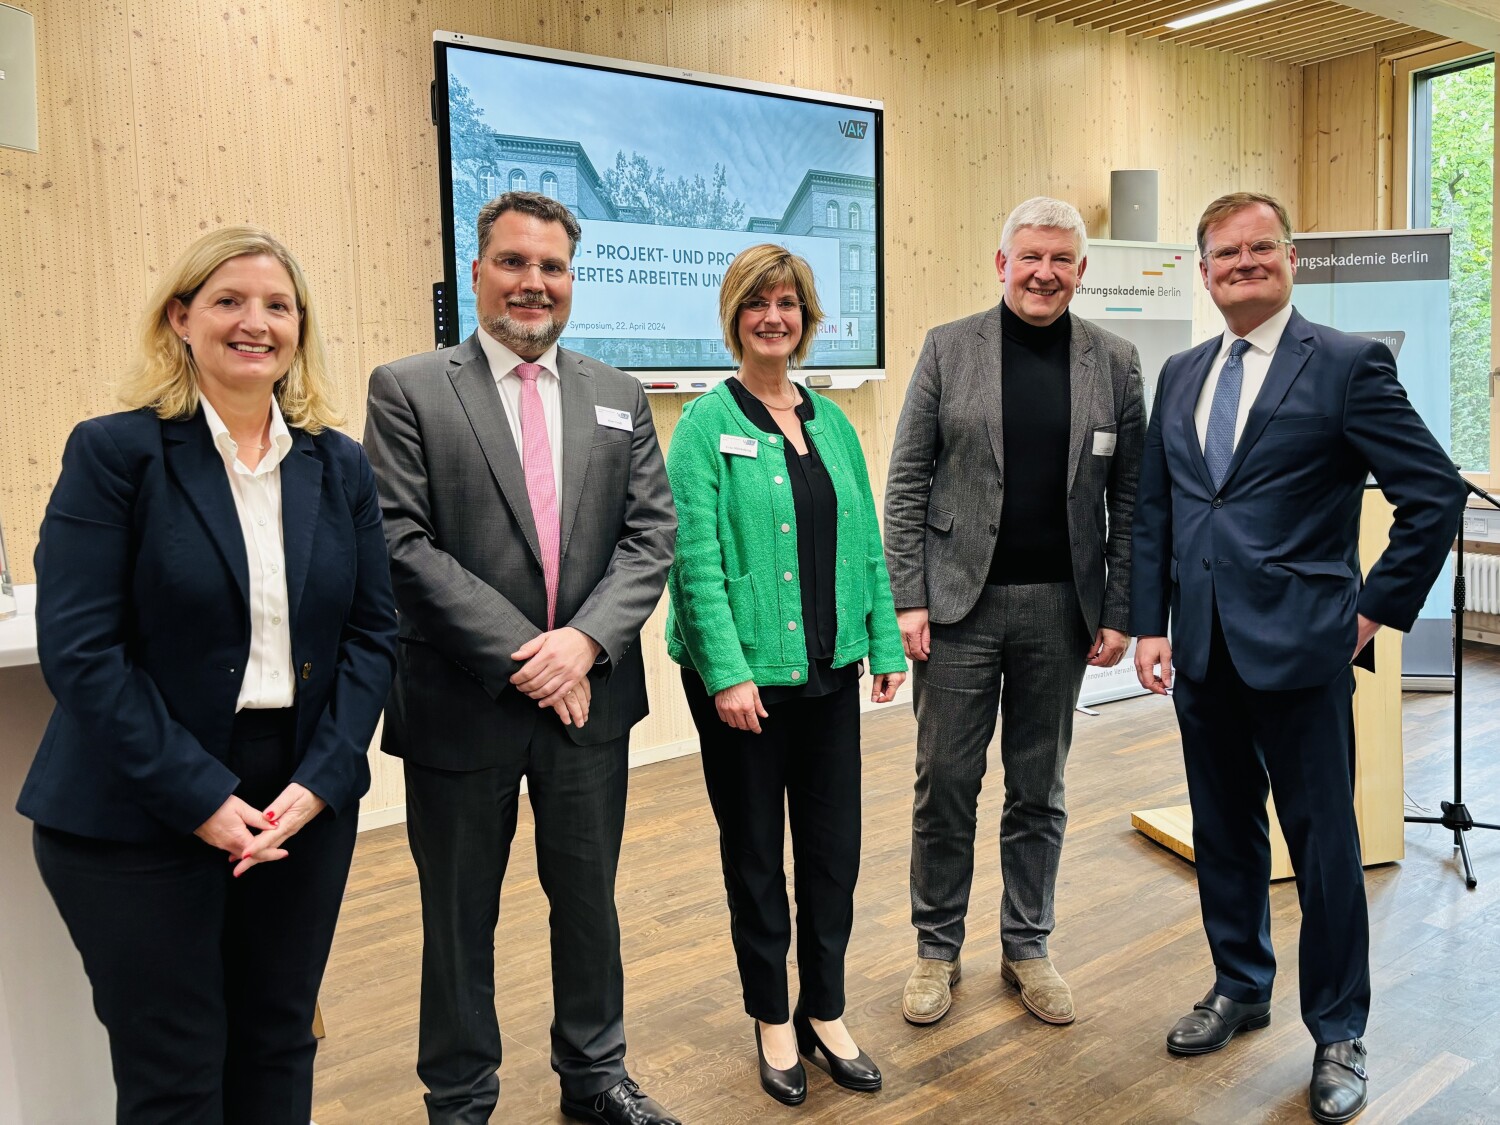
[1110,170,1158,242]
[0,3,37,153]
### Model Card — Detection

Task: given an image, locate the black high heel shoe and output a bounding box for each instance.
[755,1021,807,1106]
[792,1005,882,1092]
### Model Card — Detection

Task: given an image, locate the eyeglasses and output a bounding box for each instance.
[1204,239,1293,265]
[741,298,804,314]
[489,254,572,278]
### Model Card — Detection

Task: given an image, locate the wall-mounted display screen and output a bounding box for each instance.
[433,31,885,388]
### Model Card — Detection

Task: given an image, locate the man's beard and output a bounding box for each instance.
[481,298,565,355]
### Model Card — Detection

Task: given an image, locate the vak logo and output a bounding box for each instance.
[838,120,868,139]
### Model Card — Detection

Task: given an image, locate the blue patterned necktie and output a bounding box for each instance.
[1204,338,1252,489]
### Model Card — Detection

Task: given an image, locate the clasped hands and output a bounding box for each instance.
[194,781,326,877]
[511,625,601,727]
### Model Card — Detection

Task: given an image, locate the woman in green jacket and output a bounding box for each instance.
[665,244,906,1107]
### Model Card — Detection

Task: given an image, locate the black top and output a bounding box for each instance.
[726,377,858,702]
[988,302,1074,586]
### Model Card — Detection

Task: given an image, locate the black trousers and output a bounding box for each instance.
[1173,613,1370,1044]
[403,725,630,1123]
[32,708,357,1125]
[683,672,862,1024]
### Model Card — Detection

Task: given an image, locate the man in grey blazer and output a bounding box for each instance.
[885,197,1144,1027]
[364,192,680,1125]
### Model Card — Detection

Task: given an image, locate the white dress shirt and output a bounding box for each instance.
[1194,301,1295,452]
[475,327,563,498]
[200,396,295,710]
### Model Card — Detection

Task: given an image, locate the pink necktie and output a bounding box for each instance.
[515,362,560,629]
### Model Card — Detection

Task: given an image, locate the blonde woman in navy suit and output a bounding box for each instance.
[18,227,397,1124]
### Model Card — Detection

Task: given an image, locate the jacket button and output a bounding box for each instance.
[1212,497,1224,509]
[790,669,801,681]
[990,523,998,534]
[784,571,793,581]
[774,475,784,484]
[1201,558,1210,570]
[788,621,797,631]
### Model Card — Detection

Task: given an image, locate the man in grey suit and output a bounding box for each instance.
[885,197,1144,1027]
[364,192,680,1125]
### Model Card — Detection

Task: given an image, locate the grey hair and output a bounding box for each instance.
[1000,196,1089,259]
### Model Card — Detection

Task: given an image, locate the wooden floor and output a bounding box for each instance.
[313,653,1500,1124]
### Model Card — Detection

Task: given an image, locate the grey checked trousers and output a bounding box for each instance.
[909,581,1089,962]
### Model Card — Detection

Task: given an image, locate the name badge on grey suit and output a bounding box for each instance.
[1092,431,1117,456]
[596,405,633,431]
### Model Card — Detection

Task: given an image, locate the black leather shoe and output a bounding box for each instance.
[792,1004,882,1092]
[1165,990,1272,1055]
[756,1021,807,1106]
[1310,1038,1368,1123]
[560,1077,683,1125]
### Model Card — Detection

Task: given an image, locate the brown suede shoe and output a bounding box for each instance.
[1001,955,1076,1024]
[902,955,961,1024]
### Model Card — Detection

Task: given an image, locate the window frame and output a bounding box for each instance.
[1394,44,1497,486]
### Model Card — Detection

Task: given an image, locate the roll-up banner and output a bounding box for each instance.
[1292,229,1454,684]
[1072,240,1196,706]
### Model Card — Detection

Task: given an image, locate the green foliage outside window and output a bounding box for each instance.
[1426,60,1494,473]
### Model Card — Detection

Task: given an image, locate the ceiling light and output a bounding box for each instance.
[1166,0,1273,31]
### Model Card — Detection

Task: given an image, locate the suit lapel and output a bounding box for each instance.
[449,335,543,567]
[557,348,598,558]
[1219,308,1315,489]
[1066,314,1095,491]
[279,431,322,629]
[974,305,1005,474]
[162,415,249,607]
[1177,338,1220,496]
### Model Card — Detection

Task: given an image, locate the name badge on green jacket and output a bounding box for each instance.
[720,434,759,458]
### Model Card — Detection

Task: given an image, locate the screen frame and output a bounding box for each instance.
[432,30,886,392]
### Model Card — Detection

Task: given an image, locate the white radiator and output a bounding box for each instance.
[1464,552,1500,614]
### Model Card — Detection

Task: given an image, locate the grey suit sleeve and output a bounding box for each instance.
[568,378,677,664]
[884,330,942,610]
[363,363,539,698]
[1100,341,1145,634]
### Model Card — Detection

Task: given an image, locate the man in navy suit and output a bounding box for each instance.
[1131,192,1463,1124]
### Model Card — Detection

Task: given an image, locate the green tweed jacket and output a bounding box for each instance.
[665,379,906,695]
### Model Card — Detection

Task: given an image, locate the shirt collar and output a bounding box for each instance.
[475,326,560,384]
[200,395,293,474]
[1220,301,1294,359]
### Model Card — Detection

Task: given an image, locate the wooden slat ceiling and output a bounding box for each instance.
[935,0,1429,66]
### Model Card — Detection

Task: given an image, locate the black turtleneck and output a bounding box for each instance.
[987,301,1074,586]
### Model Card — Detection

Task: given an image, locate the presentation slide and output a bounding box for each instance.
[440,40,882,374]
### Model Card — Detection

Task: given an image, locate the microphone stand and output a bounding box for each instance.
[1403,472,1500,888]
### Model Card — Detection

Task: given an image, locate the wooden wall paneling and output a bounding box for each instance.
[0,0,141,578]
[5,0,1311,816]
[126,0,362,435]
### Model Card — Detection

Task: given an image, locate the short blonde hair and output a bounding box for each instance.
[1196,192,1292,257]
[718,243,825,367]
[119,226,342,432]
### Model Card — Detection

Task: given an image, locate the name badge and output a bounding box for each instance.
[720,434,759,458]
[595,405,633,432]
[1092,430,1117,457]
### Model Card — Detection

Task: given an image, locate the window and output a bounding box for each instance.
[826,201,840,228]
[1404,51,1495,478]
[849,245,860,271]
[849,202,861,231]
[869,288,877,313]
[540,172,558,198]
[848,287,860,312]
[509,168,527,191]
[482,171,496,198]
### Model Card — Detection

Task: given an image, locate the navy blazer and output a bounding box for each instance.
[1130,307,1463,693]
[18,408,398,842]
